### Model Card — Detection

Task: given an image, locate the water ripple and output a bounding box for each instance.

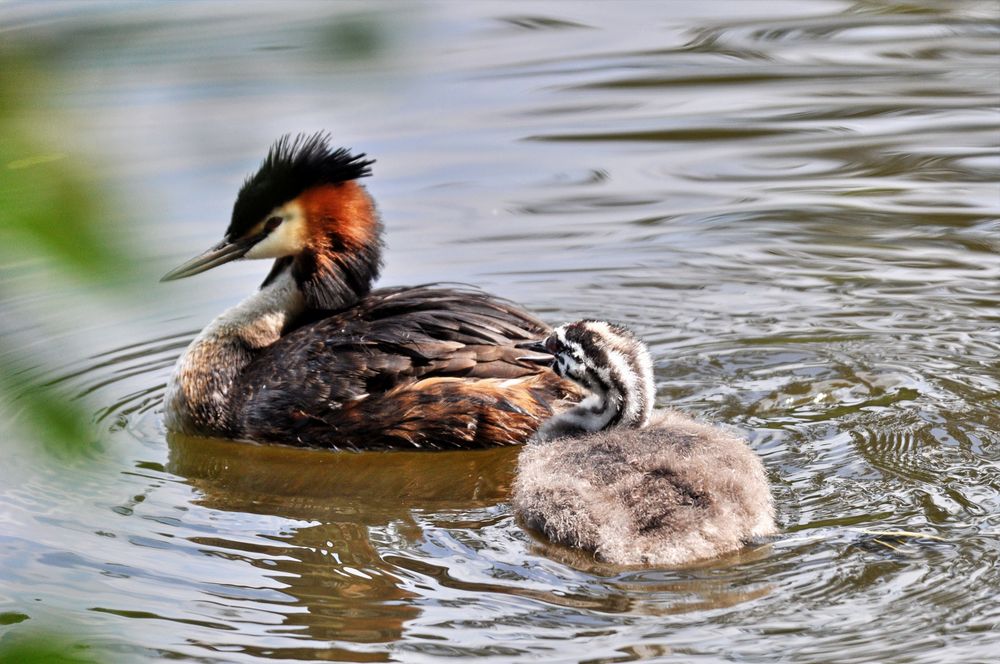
[3,0,999,662]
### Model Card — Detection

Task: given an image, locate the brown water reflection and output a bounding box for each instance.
[165,434,783,657]
[168,437,516,649]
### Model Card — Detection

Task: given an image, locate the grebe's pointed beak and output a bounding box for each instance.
[160,237,255,282]
[515,339,554,366]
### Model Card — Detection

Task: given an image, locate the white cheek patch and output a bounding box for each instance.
[244,203,307,259]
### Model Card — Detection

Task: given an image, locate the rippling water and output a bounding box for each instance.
[2,1,999,661]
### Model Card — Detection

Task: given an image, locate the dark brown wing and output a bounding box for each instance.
[231,285,580,448]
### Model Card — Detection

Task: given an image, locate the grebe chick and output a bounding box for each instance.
[161,132,579,449]
[513,320,775,566]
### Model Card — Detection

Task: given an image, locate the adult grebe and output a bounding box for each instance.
[513,320,775,565]
[161,133,579,449]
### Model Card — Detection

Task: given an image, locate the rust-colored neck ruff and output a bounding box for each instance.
[290,182,383,310]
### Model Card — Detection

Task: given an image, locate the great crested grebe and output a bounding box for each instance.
[161,132,579,449]
[513,320,775,566]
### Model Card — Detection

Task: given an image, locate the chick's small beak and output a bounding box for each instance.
[515,339,554,366]
[160,236,255,282]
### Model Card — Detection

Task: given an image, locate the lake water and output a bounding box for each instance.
[1,1,999,662]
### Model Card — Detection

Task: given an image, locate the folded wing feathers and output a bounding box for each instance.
[234,285,573,448]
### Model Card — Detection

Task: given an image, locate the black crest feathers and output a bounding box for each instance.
[227,132,375,239]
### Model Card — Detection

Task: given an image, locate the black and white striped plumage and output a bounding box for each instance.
[532,320,655,440]
[513,320,776,566]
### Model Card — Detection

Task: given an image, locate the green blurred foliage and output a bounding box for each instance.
[0,56,135,286]
[0,52,135,460]
[319,12,385,60]
[0,628,104,664]
[0,365,102,460]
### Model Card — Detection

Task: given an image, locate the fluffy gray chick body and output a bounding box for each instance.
[512,320,775,566]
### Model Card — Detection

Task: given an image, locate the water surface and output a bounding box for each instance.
[1,1,999,662]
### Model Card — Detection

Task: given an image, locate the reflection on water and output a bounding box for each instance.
[169,437,519,654]
[1,0,999,662]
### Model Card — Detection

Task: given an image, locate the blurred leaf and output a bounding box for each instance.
[0,137,135,288]
[0,50,131,462]
[0,363,100,461]
[320,13,384,60]
[0,629,103,664]
[0,53,136,288]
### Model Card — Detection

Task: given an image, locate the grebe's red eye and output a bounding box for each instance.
[264,216,282,233]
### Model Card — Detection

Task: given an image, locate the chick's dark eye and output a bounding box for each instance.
[264,216,282,233]
[544,336,559,353]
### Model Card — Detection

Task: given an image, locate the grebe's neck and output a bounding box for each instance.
[535,344,656,442]
[164,268,304,436]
